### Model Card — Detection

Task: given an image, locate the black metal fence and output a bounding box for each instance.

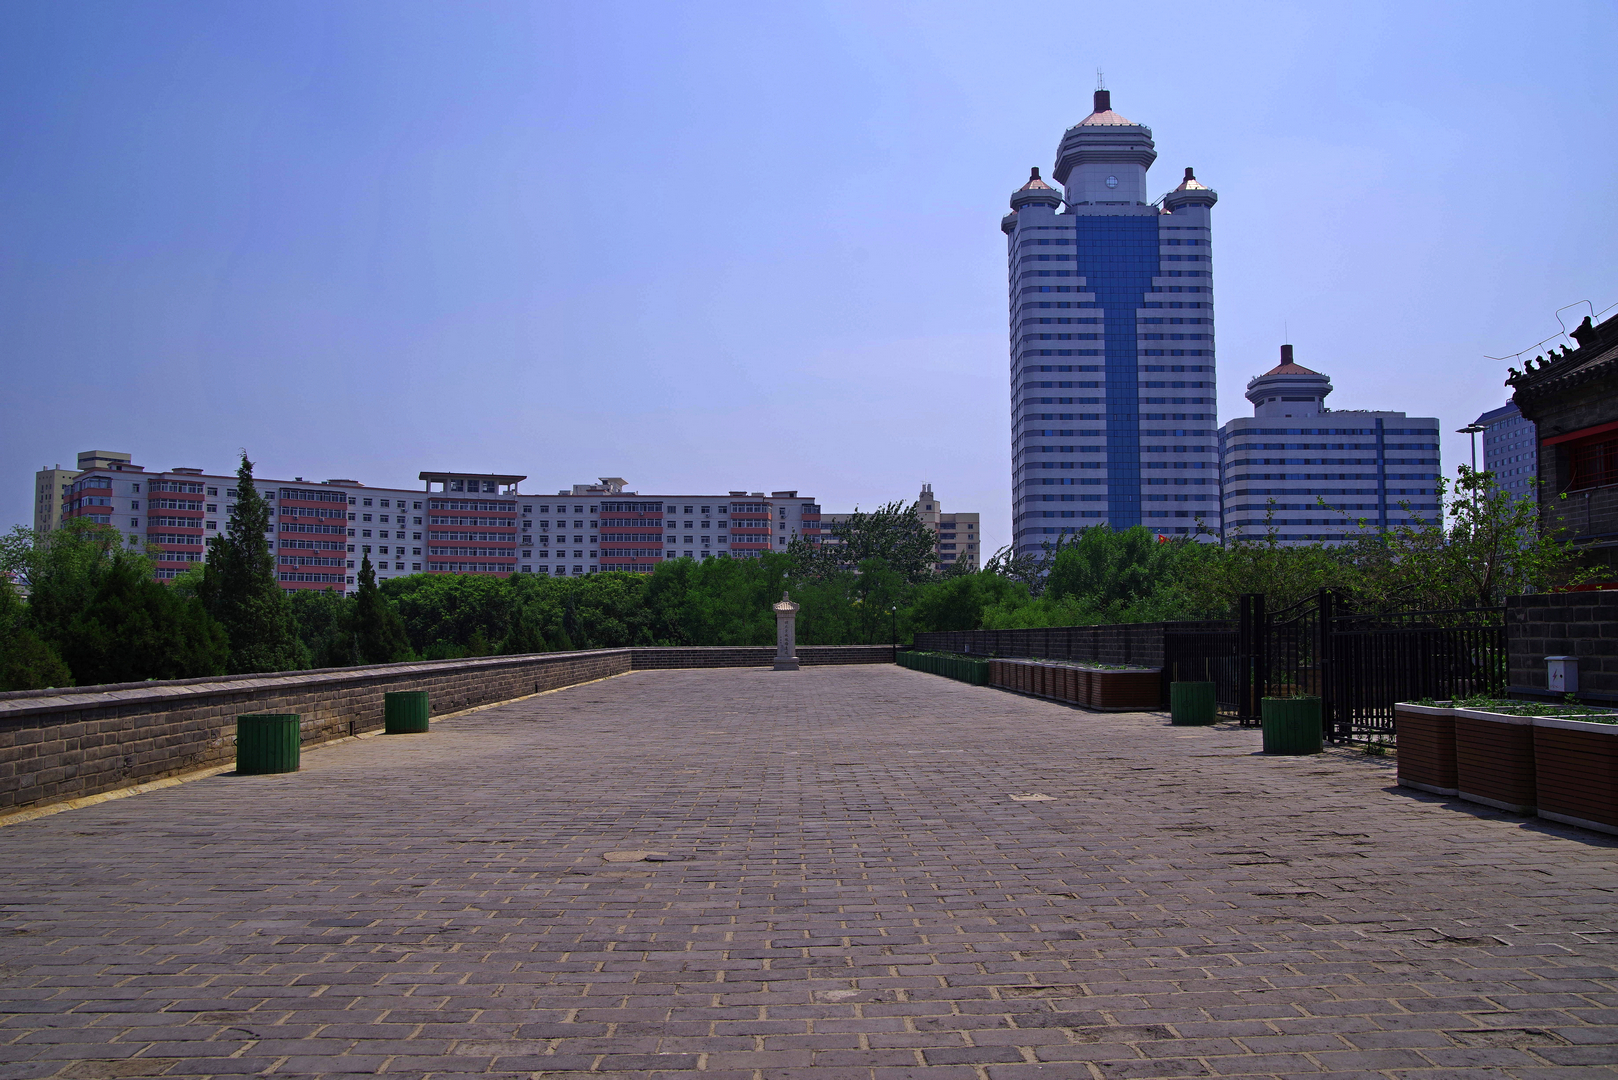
[927,591,1506,743]
[1170,591,1505,741]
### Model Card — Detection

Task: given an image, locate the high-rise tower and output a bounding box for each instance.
[1002,90,1220,553]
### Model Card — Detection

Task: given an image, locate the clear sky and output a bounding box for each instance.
[2,1,1614,558]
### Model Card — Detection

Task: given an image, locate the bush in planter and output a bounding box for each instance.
[1261,697,1322,755]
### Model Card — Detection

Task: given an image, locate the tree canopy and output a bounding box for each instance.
[4,463,1595,689]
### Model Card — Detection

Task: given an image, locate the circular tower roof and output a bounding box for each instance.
[1009,167,1063,211]
[1163,166,1218,211]
[1245,345,1333,417]
[1053,90,1156,186]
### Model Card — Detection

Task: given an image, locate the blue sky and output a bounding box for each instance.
[2,1,1614,557]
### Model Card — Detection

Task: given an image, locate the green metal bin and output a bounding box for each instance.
[1170,681,1218,725]
[1261,697,1323,754]
[384,691,431,734]
[236,714,301,774]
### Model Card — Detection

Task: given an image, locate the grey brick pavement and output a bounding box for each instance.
[1,665,1616,1079]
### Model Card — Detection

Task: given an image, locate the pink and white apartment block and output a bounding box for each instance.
[55,453,529,594]
[49,455,820,588]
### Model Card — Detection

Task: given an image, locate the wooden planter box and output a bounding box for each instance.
[986,659,1160,711]
[1089,669,1163,710]
[1454,708,1536,814]
[1394,702,1457,796]
[1533,717,1618,836]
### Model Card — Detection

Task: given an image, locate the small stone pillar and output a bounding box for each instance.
[773,591,800,671]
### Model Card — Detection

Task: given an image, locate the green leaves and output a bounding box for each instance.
[203,454,306,673]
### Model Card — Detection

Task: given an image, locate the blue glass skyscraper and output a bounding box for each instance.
[1002,90,1220,554]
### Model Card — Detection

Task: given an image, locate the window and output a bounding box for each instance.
[1568,437,1618,490]
[363,499,372,506]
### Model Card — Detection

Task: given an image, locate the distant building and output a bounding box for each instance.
[49,451,525,593]
[33,450,132,533]
[1472,402,1537,504]
[533,480,822,575]
[914,483,981,570]
[821,483,979,572]
[1507,311,1618,577]
[1220,345,1442,545]
[37,452,830,584]
[1002,88,1221,554]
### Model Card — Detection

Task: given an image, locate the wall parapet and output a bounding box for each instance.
[0,645,894,818]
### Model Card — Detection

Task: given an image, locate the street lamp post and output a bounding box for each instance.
[1457,423,1485,516]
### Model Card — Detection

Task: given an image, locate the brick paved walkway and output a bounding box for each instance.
[2,665,1617,1080]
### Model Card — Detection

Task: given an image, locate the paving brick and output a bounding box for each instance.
[1,666,1616,1079]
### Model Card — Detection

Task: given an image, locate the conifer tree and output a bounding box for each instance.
[346,553,413,664]
[203,453,307,673]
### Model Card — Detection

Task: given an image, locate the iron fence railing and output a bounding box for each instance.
[917,593,1506,743]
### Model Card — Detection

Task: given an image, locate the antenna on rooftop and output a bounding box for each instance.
[1096,68,1105,91]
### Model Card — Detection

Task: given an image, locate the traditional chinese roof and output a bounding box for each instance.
[1508,312,1618,414]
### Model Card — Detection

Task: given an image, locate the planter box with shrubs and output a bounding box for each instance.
[1395,697,1618,835]
[896,650,991,686]
[988,658,1161,711]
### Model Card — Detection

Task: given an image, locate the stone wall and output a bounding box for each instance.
[1506,591,1618,701]
[630,646,895,669]
[914,625,1177,668]
[0,646,894,817]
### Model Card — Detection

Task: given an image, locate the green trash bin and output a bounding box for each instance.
[384,691,431,734]
[1262,697,1323,754]
[236,714,301,774]
[1170,681,1218,725]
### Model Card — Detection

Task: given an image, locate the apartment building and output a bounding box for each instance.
[1472,401,1537,505]
[915,483,981,570]
[49,450,526,593]
[33,451,135,533]
[41,452,829,584]
[528,478,822,576]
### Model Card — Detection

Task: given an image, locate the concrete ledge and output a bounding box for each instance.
[1536,808,1618,837]
[0,645,895,817]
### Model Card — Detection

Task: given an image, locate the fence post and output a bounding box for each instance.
[1238,593,1265,723]
[1318,588,1337,742]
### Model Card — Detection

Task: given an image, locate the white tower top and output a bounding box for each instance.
[1246,345,1333,418]
[1053,90,1158,208]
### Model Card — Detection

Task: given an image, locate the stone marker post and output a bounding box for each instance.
[773,591,800,671]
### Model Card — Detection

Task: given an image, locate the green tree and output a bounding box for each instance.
[906,571,1028,634]
[0,519,128,634]
[287,587,352,668]
[341,554,413,664]
[52,552,228,684]
[0,582,72,691]
[1344,467,1589,609]
[202,453,306,673]
[799,501,939,583]
[1043,525,1204,618]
